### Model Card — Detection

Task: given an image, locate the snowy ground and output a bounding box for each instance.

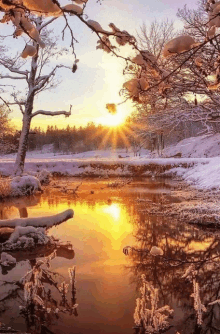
[1,134,220,190]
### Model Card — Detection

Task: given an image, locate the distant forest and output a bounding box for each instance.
[11,122,138,154]
[2,113,217,156]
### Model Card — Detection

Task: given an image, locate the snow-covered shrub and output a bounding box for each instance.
[0,167,11,177]
[10,175,42,196]
[0,252,16,267]
[17,251,78,332]
[191,278,207,325]
[134,274,173,332]
[1,226,53,252]
[4,226,49,250]
[37,169,51,185]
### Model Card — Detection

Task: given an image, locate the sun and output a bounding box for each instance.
[97,112,125,127]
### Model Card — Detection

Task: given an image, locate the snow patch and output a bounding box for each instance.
[0,252,16,267]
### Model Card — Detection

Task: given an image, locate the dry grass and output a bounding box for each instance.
[0,177,11,199]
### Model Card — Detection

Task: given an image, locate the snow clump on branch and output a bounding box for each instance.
[123,77,149,101]
[21,44,37,58]
[208,1,220,27]
[62,3,83,15]
[163,35,197,57]
[23,0,62,16]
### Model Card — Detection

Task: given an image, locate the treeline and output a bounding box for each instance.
[27,123,132,153]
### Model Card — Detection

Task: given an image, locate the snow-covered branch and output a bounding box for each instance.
[31,105,72,118]
[0,60,29,78]
[34,64,71,92]
[39,17,58,31]
[0,74,26,80]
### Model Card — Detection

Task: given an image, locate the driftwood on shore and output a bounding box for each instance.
[0,209,74,229]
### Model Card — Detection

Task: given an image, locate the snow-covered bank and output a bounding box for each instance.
[0,150,209,177]
[1,134,220,190]
[167,158,220,190]
[161,133,220,158]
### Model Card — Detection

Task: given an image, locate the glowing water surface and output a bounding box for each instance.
[0,178,219,334]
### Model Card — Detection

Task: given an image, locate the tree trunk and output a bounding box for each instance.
[14,113,32,176]
[14,42,38,176]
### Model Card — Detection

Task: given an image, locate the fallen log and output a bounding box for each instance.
[0,209,74,229]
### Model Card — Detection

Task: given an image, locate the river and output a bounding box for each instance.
[0,178,219,334]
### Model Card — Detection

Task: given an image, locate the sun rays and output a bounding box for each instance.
[90,118,143,151]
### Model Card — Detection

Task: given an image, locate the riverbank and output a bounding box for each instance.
[43,177,220,227]
[0,153,218,191]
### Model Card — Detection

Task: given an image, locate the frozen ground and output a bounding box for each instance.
[1,134,220,190]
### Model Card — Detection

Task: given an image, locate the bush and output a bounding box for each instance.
[0,177,11,199]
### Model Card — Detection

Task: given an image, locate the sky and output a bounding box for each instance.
[3,0,198,130]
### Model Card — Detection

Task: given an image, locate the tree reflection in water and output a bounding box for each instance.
[124,208,220,334]
[0,201,77,334]
[0,244,77,334]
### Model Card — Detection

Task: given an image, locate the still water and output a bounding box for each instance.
[0,178,220,334]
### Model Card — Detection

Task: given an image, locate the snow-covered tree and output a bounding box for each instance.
[123,6,220,149]
[121,0,220,117]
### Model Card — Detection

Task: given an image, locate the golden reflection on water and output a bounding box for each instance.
[25,195,135,272]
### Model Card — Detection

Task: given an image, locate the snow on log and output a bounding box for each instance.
[0,209,74,229]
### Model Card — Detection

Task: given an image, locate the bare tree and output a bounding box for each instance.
[0,21,73,175]
[137,20,176,60]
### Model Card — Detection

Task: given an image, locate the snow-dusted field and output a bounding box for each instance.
[1,134,220,190]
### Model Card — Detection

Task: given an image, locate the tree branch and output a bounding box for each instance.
[0,60,29,78]
[34,64,71,92]
[31,104,72,118]
[0,74,26,80]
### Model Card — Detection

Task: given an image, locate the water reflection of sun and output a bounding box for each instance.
[102,203,121,220]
